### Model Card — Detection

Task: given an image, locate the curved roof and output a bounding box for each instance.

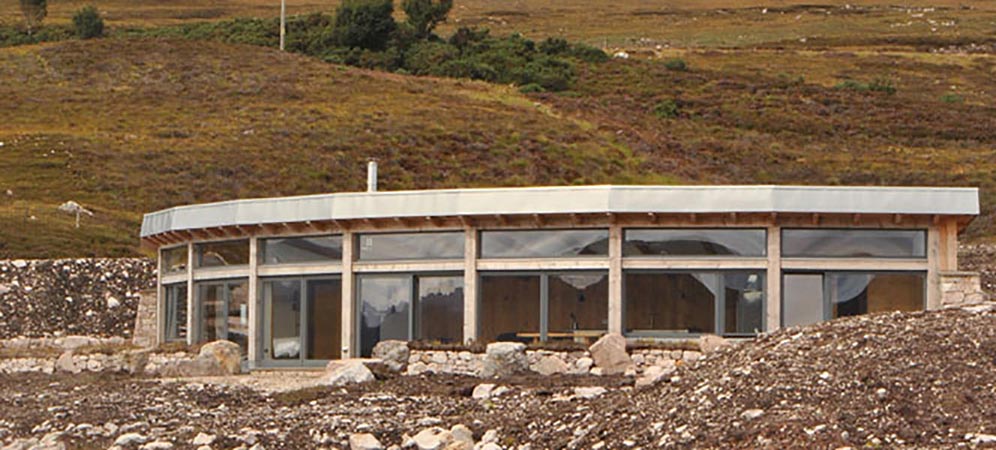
[140,185,979,238]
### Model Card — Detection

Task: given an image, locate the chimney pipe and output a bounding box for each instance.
[367,160,378,192]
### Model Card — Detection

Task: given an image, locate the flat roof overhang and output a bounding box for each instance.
[140,185,980,246]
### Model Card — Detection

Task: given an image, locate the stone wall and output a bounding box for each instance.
[940,271,990,307]
[405,348,703,377]
[0,258,155,339]
[132,289,159,347]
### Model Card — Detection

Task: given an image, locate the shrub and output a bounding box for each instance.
[663,58,687,71]
[333,0,397,51]
[401,0,452,40]
[653,99,680,118]
[835,78,897,95]
[72,5,104,39]
[403,40,457,74]
[519,83,545,93]
[940,93,964,104]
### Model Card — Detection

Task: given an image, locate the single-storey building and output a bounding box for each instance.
[140,181,980,369]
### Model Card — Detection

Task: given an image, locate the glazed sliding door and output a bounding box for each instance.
[263,277,342,365]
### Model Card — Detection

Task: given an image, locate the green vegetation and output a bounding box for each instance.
[653,100,680,119]
[940,93,964,104]
[72,6,104,39]
[663,58,687,71]
[835,78,897,95]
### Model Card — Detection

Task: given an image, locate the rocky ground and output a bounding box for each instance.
[0,258,155,339]
[1,306,994,450]
[962,244,996,294]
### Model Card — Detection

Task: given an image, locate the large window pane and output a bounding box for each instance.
[830,273,924,318]
[307,279,342,360]
[479,275,540,343]
[198,283,225,342]
[197,240,250,267]
[358,276,411,357]
[163,284,188,341]
[226,282,249,352]
[782,274,824,328]
[547,273,608,338]
[261,236,342,264]
[723,272,764,335]
[624,273,717,335]
[480,229,609,258]
[161,246,188,275]
[357,232,464,261]
[415,276,464,344]
[782,229,926,258]
[267,280,301,360]
[624,229,766,257]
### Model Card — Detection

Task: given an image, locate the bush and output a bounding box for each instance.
[940,93,964,104]
[663,58,687,71]
[333,0,396,50]
[835,78,897,95]
[401,0,452,39]
[19,0,46,34]
[519,83,545,93]
[653,99,680,118]
[72,5,104,39]
[403,40,458,74]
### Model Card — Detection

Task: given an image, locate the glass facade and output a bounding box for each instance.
[624,229,766,257]
[357,274,464,356]
[163,284,187,341]
[782,229,926,258]
[195,280,249,354]
[478,272,608,343]
[480,229,609,258]
[624,271,764,337]
[782,271,925,327]
[161,246,188,275]
[196,240,250,267]
[261,236,342,264]
[264,277,342,361]
[357,232,464,261]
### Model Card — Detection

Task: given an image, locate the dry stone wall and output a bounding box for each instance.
[0,258,155,339]
[405,348,703,377]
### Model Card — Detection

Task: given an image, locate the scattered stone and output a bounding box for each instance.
[573,386,607,399]
[113,432,149,447]
[481,342,527,378]
[412,427,452,450]
[697,334,730,353]
[471,383,495,400]
[349,433,383,450]
[139,442,174,450]
[741,409,765,420]
[372,340,410,373]
[197,340,242,375]
[531,355,568,376]
[191,433,215,446]
[323,360,376,386]
[588,333,632,375]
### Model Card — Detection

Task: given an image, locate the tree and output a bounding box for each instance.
[73,5,104,39]
[333,0,397,51]
[402,0,452,40]
[19,0,47,35]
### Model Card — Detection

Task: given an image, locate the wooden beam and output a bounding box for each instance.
[811,213,820,226]
[532,214,544,227]
[852,213,861,225]
[459,216,475,227]
[893,214,902,225]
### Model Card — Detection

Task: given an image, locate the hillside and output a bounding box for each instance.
[0,39,659,258]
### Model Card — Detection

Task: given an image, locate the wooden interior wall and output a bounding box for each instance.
[547,274,609,333]
[624,273,715,333]
[308,280,342,360]
[867,274,924,313]
[479,275,540,342]
[417,287,464,343]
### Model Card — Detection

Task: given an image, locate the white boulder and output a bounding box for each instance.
[588,333,632,375]
[323,360,376,387]
[481,342,527,378]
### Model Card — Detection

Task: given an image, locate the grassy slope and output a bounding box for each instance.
[545,49,996,238]
[0,1,994,257]
[0,39,663,258]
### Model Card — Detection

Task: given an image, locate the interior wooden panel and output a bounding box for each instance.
[417,280,464,344]
[547,274,609,335]
[308,279,342,360]
[624,273,715,333]
[866,274,924,313]
[479,275,540,343]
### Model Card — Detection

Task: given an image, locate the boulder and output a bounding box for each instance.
[191,433,215,446]
[1,432,65,450]
[588,333,632,375]
[635,365,674,388]
[573,386,607,399]
[372,340,410,373]
[471,383,495,400]
[113,432,148,447]
[698,334,730,354]
[322,360,375,387]
[198,340,242,375]
[481,342,527,378]
[349,433,383,450]
[412,427,452,450]
[55,351,81,374]
[531,355,568,376]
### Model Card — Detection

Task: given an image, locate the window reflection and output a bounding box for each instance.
[624,229,766,257]
[782,229,926,258]
[480,230,609,258]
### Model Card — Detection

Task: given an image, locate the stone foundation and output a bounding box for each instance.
[132,289,158,348]
[940,271,990,307]
[405,348,703,377]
